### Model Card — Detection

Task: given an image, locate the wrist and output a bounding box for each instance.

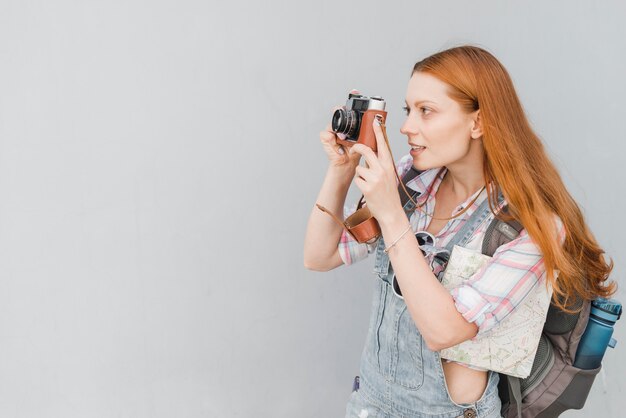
[383,223,413,254]
[326,165,355,187]
[380,208,412,245]
[377,206,408,232]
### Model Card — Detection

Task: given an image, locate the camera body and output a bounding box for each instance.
[331,93,387,153]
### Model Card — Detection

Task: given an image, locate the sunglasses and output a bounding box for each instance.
[392,231,451,299]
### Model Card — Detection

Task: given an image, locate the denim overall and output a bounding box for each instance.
[345,194,503,418]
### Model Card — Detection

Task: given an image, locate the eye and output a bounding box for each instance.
[402,105,432,116]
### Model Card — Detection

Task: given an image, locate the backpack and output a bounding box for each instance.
[484,212,601,418]
[397,167,603,418]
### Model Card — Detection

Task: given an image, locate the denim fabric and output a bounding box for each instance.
[344,279,502,418]
[345,197,502,418]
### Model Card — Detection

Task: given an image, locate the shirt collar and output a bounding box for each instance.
[406,167,447,200]
[406,167,497,213]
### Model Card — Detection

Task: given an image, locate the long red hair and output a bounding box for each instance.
[413,45,615,311]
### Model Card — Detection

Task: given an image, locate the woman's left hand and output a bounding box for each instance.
[348,117,404,226]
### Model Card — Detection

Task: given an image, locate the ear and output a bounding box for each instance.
[470,110,483,139]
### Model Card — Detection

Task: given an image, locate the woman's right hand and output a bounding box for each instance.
[319,90,362,171]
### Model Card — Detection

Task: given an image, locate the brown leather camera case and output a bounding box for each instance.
[344,207,380,244]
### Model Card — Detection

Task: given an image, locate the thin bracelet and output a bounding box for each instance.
[384,224,413,254]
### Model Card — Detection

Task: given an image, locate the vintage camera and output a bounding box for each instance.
[331,93,387,153]
[316,93,389,246]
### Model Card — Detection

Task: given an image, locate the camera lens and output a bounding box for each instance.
[331,109,359,139]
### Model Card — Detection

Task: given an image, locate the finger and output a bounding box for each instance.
[353,175,368,195]
[354,164,375,183]
[349,89,360,95]
[372,115,392,164]
[320,129,346,156]
[371,117,397,178]
[348,148,361,164]
[324,122,346,141]
[349,143,380,169]
[320,128,336,143]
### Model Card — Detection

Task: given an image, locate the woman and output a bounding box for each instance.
[303,45,614,418]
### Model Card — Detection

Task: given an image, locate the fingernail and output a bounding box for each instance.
[337,133,346,140]
[337,147,345,155]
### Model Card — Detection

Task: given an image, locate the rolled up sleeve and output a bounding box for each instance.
[449,216,566,335]
[338,228,375,265]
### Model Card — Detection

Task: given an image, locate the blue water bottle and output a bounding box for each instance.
[574,298,622,369]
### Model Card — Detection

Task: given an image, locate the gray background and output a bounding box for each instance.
[0,0,624,417]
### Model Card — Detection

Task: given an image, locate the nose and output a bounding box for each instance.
[400,114,419,136]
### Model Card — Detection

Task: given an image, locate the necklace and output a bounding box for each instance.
[416,184,486,221]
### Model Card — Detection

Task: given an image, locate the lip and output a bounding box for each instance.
[410,146,426,156]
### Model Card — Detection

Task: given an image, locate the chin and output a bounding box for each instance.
[411,158,438,172]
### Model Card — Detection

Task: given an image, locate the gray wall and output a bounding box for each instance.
[0,0,624,416]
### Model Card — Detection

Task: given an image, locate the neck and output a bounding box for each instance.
[443,141,485,201]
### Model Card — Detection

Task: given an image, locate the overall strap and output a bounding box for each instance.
[443,192,504,253]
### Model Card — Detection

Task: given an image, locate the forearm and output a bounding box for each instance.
[379,213,478,350]
[303,166,355,270]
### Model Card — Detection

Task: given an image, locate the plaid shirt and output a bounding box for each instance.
[339,154,561,335]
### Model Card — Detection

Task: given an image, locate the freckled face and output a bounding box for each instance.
[400,72,478,171]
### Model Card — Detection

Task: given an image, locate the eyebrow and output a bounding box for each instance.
[405,100,438,106]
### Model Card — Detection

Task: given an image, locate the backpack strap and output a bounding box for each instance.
[480,203,525,417]
[507,376,523,418]
[481,205,524,257]
[398,167,423,209]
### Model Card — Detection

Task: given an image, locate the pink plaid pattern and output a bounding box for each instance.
[338,154,562,334]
